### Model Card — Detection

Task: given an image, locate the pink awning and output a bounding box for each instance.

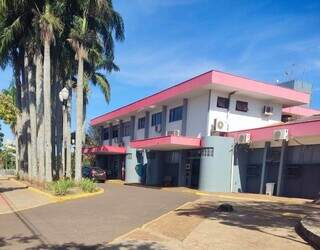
[82,145,126,155]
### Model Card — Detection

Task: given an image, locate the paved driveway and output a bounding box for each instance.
[0,182,198,249]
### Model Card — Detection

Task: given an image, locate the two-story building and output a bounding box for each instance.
[84,69,320,199]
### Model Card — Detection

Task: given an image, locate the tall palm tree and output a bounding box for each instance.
[37,2,63,182]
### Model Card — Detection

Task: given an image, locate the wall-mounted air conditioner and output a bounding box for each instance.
[211,118,228,133]
[272,129,288,141]
[238,133,251,144]
[155,124,162,133]
[166,130,181,136]
[263,106,274,116]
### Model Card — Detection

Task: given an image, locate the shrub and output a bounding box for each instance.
[79,178,97,193]
[50,179,74,196]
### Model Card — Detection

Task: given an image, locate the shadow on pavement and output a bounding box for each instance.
[0,236,167,250]
[0,186,28,193]
[174,199,318,246]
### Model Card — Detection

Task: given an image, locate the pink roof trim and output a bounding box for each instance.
[91,70,310,126]
[228,119,320,142]
[82,145,126,155]
[130,135,201,149]
[282,106,320,117]
[212,70,310,105]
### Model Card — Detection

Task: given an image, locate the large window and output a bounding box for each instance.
[169,106,183,122]
[123,122,131,137]
[151,112,162,126]
[138,117,145,129]
[236,100,248,112]
[112,125,119,138]
[102,127,109,140]
[216,96,229,109]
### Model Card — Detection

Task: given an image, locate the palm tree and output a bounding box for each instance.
[37,2,63,182]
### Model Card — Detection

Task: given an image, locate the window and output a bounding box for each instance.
[151,112,162,126]
[169,106,183,122]
[216,96,229,109]
[123,122,131,137]
[112,126,118,138]
[236,100,248,112]
[102,127,109,140]
[138,117,145,129]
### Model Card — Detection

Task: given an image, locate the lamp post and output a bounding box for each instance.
[59,87,69,177]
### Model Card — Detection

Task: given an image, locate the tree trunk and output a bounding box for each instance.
[75,54,84,182]
[66,88,72,178]
[36,54,45,182]
[28,58,37,181]
[43,39,52,182]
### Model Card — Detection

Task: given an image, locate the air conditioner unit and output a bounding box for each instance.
[211,118,228,133]
[272,129,289,141]
[166,130,181,136]
[155,124,162,133]
[238,133,251,144]
[263,106,274,116]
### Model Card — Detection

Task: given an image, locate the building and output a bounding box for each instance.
[85,70,320,199]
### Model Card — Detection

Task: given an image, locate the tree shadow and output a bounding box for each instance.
[174,199,318,246]
[0,186,27,192]
[0,235,167,250]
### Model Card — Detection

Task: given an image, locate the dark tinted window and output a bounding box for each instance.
[112,126,119,138]
[217,96,229,109]
[123,122,131,137]
[102,127,109,140]
[151,112,162,126]
[236,100,248,112]
[169,106,183,122]
[138,117,145,129]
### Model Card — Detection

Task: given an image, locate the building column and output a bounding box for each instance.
[276,140,287,196]
[119,120,123,144]
[108,123,112,146]
[259,141,270,194]
[130,115,135,141]
[144,111,150,139]
[161,106,167,136]
[181,98,188,136]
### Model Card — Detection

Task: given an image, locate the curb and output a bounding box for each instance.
[11,179,104,203]
[28,186,105,203]
[296,216,320,250]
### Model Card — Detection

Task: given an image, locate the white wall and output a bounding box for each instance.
[186,92,209,137]
[208,90,282,133]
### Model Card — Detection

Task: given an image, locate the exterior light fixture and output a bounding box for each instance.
[59,87,69,102]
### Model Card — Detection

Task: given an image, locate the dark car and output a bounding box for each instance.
[82,166,107,182]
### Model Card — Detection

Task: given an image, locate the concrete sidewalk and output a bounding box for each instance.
[0,179,53,215]
[109,193,317,249]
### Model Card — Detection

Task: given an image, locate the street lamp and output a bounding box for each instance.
[59,87,70,177]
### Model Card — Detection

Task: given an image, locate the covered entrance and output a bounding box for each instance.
[83,145,126,180]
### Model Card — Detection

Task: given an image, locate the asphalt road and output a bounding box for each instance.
[0,182,198,249]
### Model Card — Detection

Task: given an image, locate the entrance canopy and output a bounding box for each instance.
[130,135,201,151]
[82,145,126,155]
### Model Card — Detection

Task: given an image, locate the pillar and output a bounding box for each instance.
[125,147,142,183]
[130,115,135,141]
[108,123,112,146]
[161,106,167,136]
[259,141,270,194]
[181,98,188,136]
[276,140,287,196]
[144,111,150,138]
[119,120,123,143]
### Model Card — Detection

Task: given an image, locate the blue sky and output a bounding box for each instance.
[1,0,320,140]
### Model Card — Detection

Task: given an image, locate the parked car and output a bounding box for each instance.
[82,166,107,182]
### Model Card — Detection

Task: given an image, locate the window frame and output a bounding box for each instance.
[235,100,249,112]
[112,125,119,138]
[102,127,109,140]
[151,112,162,126]
[138,117,145,130]
[216,96,229,109]
[169,106,183,123]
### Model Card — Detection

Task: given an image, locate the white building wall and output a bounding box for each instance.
[208,91,282,132]
[186,92,209,137]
